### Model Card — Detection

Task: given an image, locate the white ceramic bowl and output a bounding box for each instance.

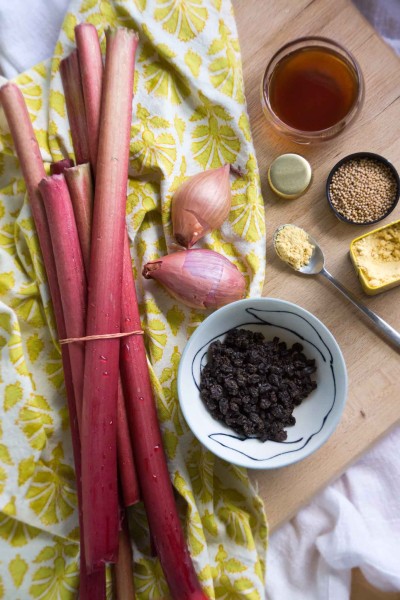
[177,297,348,469]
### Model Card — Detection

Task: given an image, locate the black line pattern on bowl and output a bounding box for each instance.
[191,307,337,461]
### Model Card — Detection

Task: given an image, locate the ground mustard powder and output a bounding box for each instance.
[352,223,400,287]
[275,225,314,270]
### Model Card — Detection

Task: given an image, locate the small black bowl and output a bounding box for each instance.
[326,151,400,225]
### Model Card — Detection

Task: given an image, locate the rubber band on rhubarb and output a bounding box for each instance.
[60,330,144,344]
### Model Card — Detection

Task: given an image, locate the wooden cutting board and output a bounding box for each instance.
[233,0,400,531]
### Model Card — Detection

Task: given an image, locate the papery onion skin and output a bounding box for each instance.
[142,249,246,309]
[172,165,231,248]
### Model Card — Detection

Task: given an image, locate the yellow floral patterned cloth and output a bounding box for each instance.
[0,0,267,597]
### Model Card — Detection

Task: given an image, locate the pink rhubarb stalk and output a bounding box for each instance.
[64,163,93,274]
[75,23,103,174]
[0,82,105,598]
[64,165,140,508]
[120,236,208,599]
[39,174,87,424]
[50,157,74,174]
[60,50,90,165]
[117,381,140,506]
[80,28,138,570]
[0,83,64,329]
[113,512,136,600]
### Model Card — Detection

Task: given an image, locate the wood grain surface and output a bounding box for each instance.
[233,0,400,532]
[351,569,400,600]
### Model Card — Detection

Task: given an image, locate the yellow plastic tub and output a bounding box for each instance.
[350,219,400,295]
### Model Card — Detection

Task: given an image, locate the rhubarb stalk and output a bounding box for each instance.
[60,50,90,165]
[39,174,87,424]
[120,236,208,599]
[0,82,105,598]
[113,512,136,599]
[75,23,103,174]
[50,157,74,175]
[64,163,93,274]
[63,163,139,507]
[80,28,138,570]
[0,83,64,331]
[117,381,140,506]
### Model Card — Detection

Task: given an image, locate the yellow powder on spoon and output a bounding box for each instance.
[275,224,314,270]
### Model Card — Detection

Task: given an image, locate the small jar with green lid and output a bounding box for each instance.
[268,153,312,199]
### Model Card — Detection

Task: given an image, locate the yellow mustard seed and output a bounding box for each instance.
[329,157,398,223]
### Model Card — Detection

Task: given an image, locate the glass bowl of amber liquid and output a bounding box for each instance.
[261,37,364,144]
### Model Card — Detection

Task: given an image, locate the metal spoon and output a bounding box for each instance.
[273,224,400,351]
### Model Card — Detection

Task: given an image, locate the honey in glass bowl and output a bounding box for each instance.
[261,37,364,143]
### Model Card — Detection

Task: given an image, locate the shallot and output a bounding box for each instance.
[172,164,231,248]
[143,248,246,309]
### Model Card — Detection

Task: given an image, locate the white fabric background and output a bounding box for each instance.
[0,1,399,599]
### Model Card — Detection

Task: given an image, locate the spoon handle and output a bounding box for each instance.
[321,268,400,351]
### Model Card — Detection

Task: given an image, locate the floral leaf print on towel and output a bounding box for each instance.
[131,105,177,175]
[208,20,244,103]
[25,445,76,526]
[230,155,265,242]
[190,92,241,168]
[29,540,79,599]
[143,47,191,104]
[18,394,54,451]
[154,0,208,41]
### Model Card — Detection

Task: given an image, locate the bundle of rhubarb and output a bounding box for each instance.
[0,24,208,600]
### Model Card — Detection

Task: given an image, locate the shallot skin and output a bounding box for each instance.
[143,249,246,309]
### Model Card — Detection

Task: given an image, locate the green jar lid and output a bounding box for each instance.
[268,153,312,199]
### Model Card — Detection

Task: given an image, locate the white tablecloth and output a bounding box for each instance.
[1,1,399,598]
